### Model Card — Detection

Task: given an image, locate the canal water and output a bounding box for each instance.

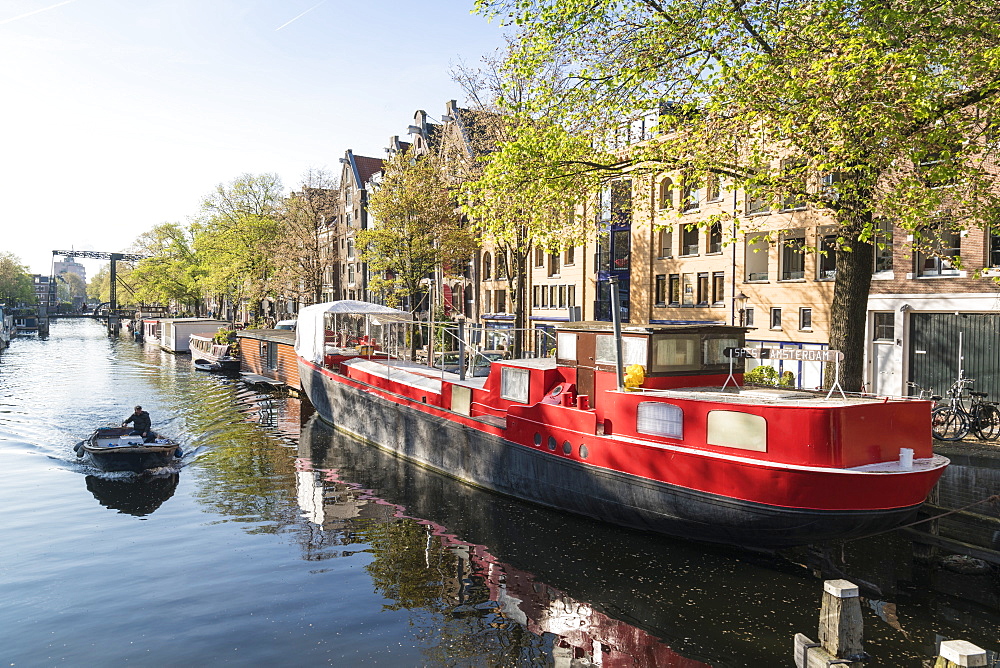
[1,319,996,666]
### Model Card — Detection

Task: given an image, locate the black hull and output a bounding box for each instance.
[83,448,178,473]
[300,363,922,548]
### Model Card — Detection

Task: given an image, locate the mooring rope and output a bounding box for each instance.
[845,494,1000,543]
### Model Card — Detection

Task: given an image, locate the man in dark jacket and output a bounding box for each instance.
[123,405,155,443]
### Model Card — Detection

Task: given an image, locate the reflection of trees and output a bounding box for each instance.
[359,518,460,611]
[355,515,553,665]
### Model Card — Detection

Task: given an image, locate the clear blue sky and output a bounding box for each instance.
[0,0,507,275]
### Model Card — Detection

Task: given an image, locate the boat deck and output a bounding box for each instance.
[633,386,914,408]
[342,358,489,394]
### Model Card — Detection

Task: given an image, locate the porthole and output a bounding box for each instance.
[563,440,572,455]
[547,436,557,451]
[534,432,542,446]
[579,444,589,459]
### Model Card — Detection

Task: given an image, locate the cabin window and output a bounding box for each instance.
[703,337,741,366]
[707,411,767,451]
[637,402,684,439]
[500,367,530,404]
[557,332,577,361]
[265,342,278,370]
[650,334,700,372]
[595,335,647,366]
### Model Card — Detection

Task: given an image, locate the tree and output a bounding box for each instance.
[194,173,285,324]
[129,222,205,312]
[475,0,1000,390]
[0,252,35,305]
[56,272,87,305]
[359,151,476,317]
[454,54,595,357]
[273,168,339,307]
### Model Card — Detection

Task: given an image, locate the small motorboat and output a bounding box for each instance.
[76,427,182,473]
[193,357,240,372]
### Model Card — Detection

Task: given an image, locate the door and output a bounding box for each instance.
[576,333,596,402]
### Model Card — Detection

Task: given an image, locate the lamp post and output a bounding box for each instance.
[734,291,749,327]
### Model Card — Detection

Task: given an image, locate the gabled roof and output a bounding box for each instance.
[353,155,384,186]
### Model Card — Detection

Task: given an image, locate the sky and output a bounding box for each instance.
[0,0,508,275]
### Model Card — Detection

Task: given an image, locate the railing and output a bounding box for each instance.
[781,270,805,280]
[747,272,769,281]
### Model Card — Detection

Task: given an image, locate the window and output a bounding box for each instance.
[712,272,725,305]
[658,228,673,258]
[345,188,353,207]
[745,236,769,281]
[532,286,540,308]
[658,178,673,210]
[655,274,667,306]
[770,307,782,329]
[346,238,355,260]
[612,229,630,270]
[567,285,576,307]
[345,212,352,227]
[483,252,492,280]
[682,273,695,306]
[637,402,683,439]
[540,284,547,307]
[557,332,577,360]
[564,246,576,265]
[681,225,699,255]
[484,289,492,312]
[874,219,893,273]
[706,173,721,202]
[707,411,767,451]
[818,232,837,279]
[708,222,722,253]
[558,285,567,308]
[264,342,278,370]
[500,367,530,403]
[651,334,700,372]
[991,230,1000,268]
[747,192,770,215]
[534,247,544,267]
[549,286,557,308]
[744,307,755,327]
[611,180,632,226]
[596,335,647,366]
[916,224,961,277]
[873,312,894,341]
[697,273,709,305]
[548,253,560,277]
[780,231,805,280]
[347,264,356,285]
[496,252,508,280]
[681,178,699,213]
[799,307,812,330]
[495,289,507,312]
[669,274,680,305]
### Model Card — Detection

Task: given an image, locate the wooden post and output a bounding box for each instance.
[794,580,865,668]
[934,640,987,668]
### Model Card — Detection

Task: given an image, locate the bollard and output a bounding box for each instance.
[794,579,865,668]
[935,640,987,668]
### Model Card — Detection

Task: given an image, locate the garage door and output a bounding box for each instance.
[909,313,1000,400]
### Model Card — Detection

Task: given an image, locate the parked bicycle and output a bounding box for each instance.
[930,378,1000,442]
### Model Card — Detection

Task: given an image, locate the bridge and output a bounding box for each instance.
[53,250,148,334]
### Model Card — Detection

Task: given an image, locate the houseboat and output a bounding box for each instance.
[236,328,299,389]
[294,300,948,548]
[142,318,163,345]
[158,318,230,353]
[190,332,239,371]
[0,305,12,352]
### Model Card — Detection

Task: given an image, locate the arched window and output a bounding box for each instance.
[659,178,674,210]
[483,252,492,280]
[637,402,683,439]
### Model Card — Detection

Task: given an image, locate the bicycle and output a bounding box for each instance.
[930,378,1000,442]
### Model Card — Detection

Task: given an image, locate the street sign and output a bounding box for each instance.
[724,347,845,362]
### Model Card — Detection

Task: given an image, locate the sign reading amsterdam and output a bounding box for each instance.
[725,347,845,362]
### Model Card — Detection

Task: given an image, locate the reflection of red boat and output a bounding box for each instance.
[295,301,948,547]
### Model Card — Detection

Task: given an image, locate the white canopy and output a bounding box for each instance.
[294,300,411,364]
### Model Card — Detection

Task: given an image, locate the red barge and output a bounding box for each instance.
[295,301,948,547]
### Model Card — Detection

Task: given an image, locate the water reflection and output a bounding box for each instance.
[297,419,708,668]
[85,473,178,516]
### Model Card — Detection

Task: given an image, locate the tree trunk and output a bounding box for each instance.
[510,248,528,358]
[826,218,874,392]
